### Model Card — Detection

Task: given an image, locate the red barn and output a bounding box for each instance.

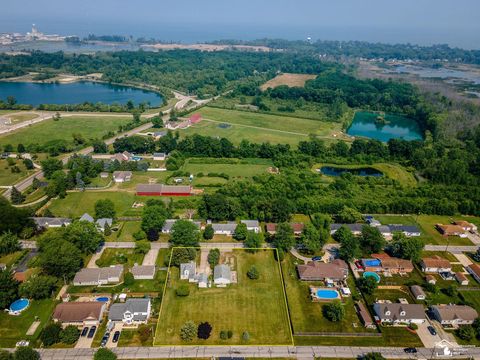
[136,184,192,196]
[189,113,202,124]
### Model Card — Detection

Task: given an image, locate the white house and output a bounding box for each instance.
[108,298,151,326]
[32,217,71,230]
[212,222,237,236]
[214,264,231,286]
[180,261,208,288]
[162,219,201,234]
[131,265,156,280]
[96,218,113,232]
[420,256,452,273]
[153,152,166,161]
[241,220,261,233]
[112,171,132,183]
[373,303,425,325]
[431,305,478,326]
[73,266,123,286]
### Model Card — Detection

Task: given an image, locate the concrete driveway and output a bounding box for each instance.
[87,247,105,268]
[417,321,443,348]
[453,253,473,267]
[75,329,95,348]
[142,248,159,266]
[106,323,123,348]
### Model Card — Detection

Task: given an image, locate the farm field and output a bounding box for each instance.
[154,248,292,345]
[314,162,417,188]
[260,73,317,90]
[0,115,132,148]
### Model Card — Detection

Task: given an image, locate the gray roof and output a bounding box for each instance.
[131,265,156,277]
[212,222,237,232]
[96,218,113,228]
[162,219,201,233]
[388,225,421,233]
[180,262,196,280]
[241,220,260,228]
[113,171,132,180]
[73,266,123,284]
[378,225,392,234]
[79,213,94,223]
[374,303,425,321]
[214,264,231,280]
[108,298,150,321]
[153,152,166,156]
[197,273,208,284]
[32,217,71,228]
[410,285,426,298]
[432,305,478,322]
[331,223,364,232]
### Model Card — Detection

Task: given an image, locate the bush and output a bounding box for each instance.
[180,321,197,341]
[408,323,418,331]
[203,224,214,240]
[456,325,475,340]
[247,265,259,280]
[13,347,40,360]
[124,272,134,286]
[197,322,212,339]
[227,330,233,338]
[133,230,146,241]
[0,350,13,360]
[176,284,190,297]
[242,331,250,341]
[220,330,228,340]
[40,323,62,346]
[322,302,345,322]
[94,348,117,360]
[60,325,80,344]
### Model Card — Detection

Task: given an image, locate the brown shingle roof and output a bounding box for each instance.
[436,224,465,235]
[421,256,451,269]
[467,263,480,278]
[455,272,468,282]
[297,259,348,281]
[433,305,478,322]
[53,302,104,322]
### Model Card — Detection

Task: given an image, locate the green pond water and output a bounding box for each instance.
[347,111,423,142]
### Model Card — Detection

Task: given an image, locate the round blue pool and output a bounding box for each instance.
[96,297,109,302]
[316,289,340,299]
[9,298,30,313]
[363,271,381,283]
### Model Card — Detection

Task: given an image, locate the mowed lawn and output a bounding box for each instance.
[416,215,479,246]
[154,249,292,345]
[0,115,131,148]
[183,158,272,178]
[0,299,58,347]
[0,158,38,186]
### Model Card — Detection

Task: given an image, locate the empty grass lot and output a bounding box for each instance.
[0,115,132,148]
[183,158,272,178]
[95,248,144,268]
[260,73,317,90]
[154,248,292,345]
[0,158,38,186]
[416,215,479,246]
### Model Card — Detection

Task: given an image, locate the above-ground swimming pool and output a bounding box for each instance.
[363,271,381,283]
[9,298,30,315]
[316,289,340,300]
[96,297,109,302]
[362,259,382,267]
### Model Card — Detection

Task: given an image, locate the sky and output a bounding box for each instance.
[2,0,480,49]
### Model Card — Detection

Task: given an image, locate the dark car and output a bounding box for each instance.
[428,325,437,336]
[81,327,89,337]
[112,331,120,343]
[312,256,322,261]
[404,348,417,354]
[87,326,97,338]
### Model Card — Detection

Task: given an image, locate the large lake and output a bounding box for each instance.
[347,111,423,142]
[0,81,163,106]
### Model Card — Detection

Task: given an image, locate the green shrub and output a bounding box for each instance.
[176,284,190,297]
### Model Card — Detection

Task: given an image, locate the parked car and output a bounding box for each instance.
[87,326,97,338]
[101,332,110,347]
[112,331,120,343]
[81,327,89,337]
[428,325,437,336]
[404,348,417,354]
[312,256,322,261]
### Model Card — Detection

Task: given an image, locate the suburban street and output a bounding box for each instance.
[28,345,479,360]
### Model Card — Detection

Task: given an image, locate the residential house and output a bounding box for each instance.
[453,221,477,232]
[371,253,414,274]
[388,225,421,237]
[131,265,156,280]
[32,217,71,230]
[455,272,469,286]
[420,256,452,273]
[214,264,232,286]
[79,213,94,223]
[180,262,207,288]
[96,218,113,232]
[297,259,348,282]
[212,222,237,236]
[161,219,201,233]
[113,151,133,162]
[265,222,304,236]
[467,264,480,283]
[136,184,192,196]
[410,285,426,300]
[153,152,166,161]
[152,132,167,140]
[373,303,425,325]
[378,225,392,240]
[53,302,105,326]
[365,216,381,227]
[431,305,478,326]
[241,220,261,233]
[73,266,123,286]
[436,224,467,238]
[355,302,375,329]
[112,171,132,183]
[330,223,364,236]
[108,298,151,326]
[425,275,437,285]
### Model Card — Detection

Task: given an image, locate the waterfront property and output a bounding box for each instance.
[320,166,383,177]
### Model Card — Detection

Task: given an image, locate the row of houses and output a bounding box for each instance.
[180,261,232,288]
[330,223,421,239]
[73,264,157,286]
[112,151,167,162]
[436,221,477,238]
[161,219,261,235]
[32,213,112,232]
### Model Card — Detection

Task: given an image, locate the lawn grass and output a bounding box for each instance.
[114,221,143,242]
[260,73,317,90]
[416,215,478,246]
[0,298,58,347]
[0,250,26,267]
[183,158,271,179]
[421,251,458,262]
[281,254,373,334]
[0,158,37,186]
[0,115,131,148]
[154,248,292,345]
[95,248,144,268]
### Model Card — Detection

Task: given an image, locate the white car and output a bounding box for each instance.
[16,340,30,347]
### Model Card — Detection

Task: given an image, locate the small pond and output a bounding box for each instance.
[320,166,383,177]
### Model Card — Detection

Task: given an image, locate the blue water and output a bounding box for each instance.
[316,289,340,299]
[10,298,29,312]
[363,271,381,283]
[347,111,423,142]
[96,297,109,302]
[0,81,163,107]
[320,166,383,177]
[363,259,381,267]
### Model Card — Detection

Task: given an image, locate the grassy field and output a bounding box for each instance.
[282,254,373,334]
[154,248,292,345]
[0,115,132,148]
[416,215,478,246]
[260,73,317,90]
[114,221,143,242]
[0,158,38,186]
[0,299,58,347]
[183,158,272,178]
[8,113,39,123]
[95,248,144,268]
[314,162,417,188]
[0,250,26,268]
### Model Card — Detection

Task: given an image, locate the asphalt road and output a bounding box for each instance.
[29,345,479,360]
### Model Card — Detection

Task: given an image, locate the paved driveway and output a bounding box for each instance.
[106,323,123,348]
[87,247,105,268]
[417,321,443,348]
[142,249,159,266]
[75,329,95,348]
[453,253,473,267]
